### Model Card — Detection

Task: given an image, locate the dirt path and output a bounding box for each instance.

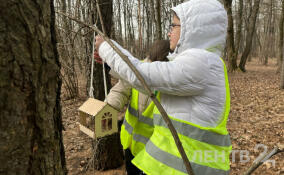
[62,58,284,175]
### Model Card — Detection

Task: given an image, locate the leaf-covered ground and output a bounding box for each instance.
[228,59,284,175]
[62,58,284,175]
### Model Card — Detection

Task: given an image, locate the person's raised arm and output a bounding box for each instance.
[96,37,209,96]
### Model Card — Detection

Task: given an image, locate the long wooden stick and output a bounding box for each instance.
[56,11,194,175]
[243,145,284,175]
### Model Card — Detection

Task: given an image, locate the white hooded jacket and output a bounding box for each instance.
[99,0,228,127]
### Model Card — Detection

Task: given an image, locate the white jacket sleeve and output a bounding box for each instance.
[105,80,131,111]
[99,41,210,96]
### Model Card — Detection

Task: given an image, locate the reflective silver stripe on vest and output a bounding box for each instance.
[123,118,133,134]
[128,105,153,126]
[123,119,150,144]
[146,140,229,175]
[153,114,231,147]
[133,134,149,144]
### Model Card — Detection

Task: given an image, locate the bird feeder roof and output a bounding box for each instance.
[78,98,107,116]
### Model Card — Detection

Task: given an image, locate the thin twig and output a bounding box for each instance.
[56,11,194,175]
[243,145,284,175]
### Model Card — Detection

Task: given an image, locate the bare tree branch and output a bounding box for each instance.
[243,144,284,175]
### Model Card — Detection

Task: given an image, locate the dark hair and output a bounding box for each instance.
[149,40,170,62]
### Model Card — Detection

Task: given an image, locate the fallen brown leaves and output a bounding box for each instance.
[228,58,284,175]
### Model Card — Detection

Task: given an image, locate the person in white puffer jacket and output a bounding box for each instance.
[96,0,232,174]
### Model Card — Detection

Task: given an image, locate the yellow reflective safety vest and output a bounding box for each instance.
[120,88,159,156]
[132,59,232,175]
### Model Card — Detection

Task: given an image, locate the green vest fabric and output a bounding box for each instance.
[120,88,157,156]
[132,59,232,175]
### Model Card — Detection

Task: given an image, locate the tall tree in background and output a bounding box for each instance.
[234,0,243,68]
[156,0,162,40]
[223,0,237,72]
[280,0,284,89]
[0,0,66,174]
[262,0,274,65]
[149,0,162,40]
[239,0,261,72]
[149,0,156,40]
[91,1,112,100]
[138,0,143,57]
[91,0,124,170]
[58,0,79,99]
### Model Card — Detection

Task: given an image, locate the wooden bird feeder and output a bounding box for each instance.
[77,98,118,139]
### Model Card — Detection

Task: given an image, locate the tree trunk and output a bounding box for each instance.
[92,0,112,100]
[138,0,143,57]
[280,0,284,88]
[92,0,124,170]
[149,0,157,39]
[223,0,237,72]
[92,133,124,170]
[117,0,123,42]
[239,0,261,72]
[234,0,243,66]
[145,0,152,49]
[0,0,66,174]
[156,0,162,40]
[123,0,128,47]
[262,0,273,66]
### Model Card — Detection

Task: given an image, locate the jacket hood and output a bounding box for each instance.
[169,0,227,59]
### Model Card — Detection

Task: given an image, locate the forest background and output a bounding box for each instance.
[0,0,283,175]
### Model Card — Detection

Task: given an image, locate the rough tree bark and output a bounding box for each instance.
[91,0,124,170]
[0,0,66,174]
[239,0,261,72]
[223,0,237,72]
